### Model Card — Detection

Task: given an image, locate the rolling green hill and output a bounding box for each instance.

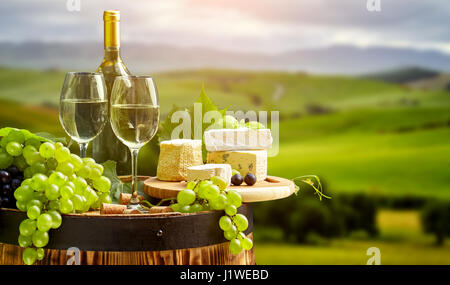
[0,67,449,199]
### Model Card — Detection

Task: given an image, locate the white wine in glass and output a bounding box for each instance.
[59,72,108,157]
[110,76,159,211]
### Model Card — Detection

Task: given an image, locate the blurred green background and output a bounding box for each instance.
[1,0,450,265]
[0,67,449,264]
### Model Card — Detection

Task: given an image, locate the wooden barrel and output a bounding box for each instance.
[0,204,254,265]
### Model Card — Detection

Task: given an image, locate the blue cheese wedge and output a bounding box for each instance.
[207,150,267,181]
[187,164,232,185]
[204,128,273,151]
[157,139,203,181]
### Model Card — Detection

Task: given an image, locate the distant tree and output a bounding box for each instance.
[421,201,450,246]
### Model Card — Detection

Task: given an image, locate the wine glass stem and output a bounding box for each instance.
[79,142,88,158]
[129,148,140,205]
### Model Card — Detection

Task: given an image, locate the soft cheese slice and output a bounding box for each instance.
[207,150,267,181]
[204,128,273,151]
[157,139,203,181]
[187,164,232,185]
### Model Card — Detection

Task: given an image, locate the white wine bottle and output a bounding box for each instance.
[93,10,131,175]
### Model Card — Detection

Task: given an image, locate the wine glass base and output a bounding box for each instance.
[126,204,149,214]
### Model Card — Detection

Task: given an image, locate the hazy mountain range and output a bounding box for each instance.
[0,42,449,75]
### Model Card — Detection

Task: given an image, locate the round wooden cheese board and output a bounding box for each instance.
[143,176,296,203]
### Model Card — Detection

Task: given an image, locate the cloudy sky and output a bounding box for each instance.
[0,0,449,54]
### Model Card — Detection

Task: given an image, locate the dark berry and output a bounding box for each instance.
[244,173,257,186]
[7,166,20,177]
[2,184,11,193]
[0,170,11,184]
[231,174,244,186]
[1,196,10,206]
[11,178,21,190]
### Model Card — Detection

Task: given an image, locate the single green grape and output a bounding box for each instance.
[210,176,228,191]
[48,171,67,187]
[16,200,28,211]
[84,187,99,205]
[204,184,220,201]
[26,152,43,166]
[59,198,74,214]
[23,166,33,178]
[48,200,60,211]
[0,151,14,169]
[14,185,34,201]
[36,248,45,261]
[71,194,85,211]
[32,230,49,248]
[26,199,43,211]
[186,181,197,190]
[241,237,253,250]
[56,161,74,176]
[70,154,83,171]
[19,219,37,236]
[13,155,28,170]
[99,192,111,204]
[88,167,102,180]
[170,203,181,212]
[39,142,55,158]
[180,205,191,213]
[30,162,46,175]
[36,213,53,232]
[214,194,228,210]
[225,204,237,216]
[22,145,37,158]
[82,157,96,165]
[219,216,233,231]
[54,142,64,149]
[27,205,41,220]
[18,234,33,247]
[92,176,111,192]
[22,247,37,265]
[73,176,88,194]
[44,184,60,200]
[233,214,249,231]
[6,141,23,156]
[55,146,71,163]
[31,173,48,191]
[45,158,58,171]
[224,226,238,241]
[190,203,203,213]
[227,190,242,208]
[229,238,243,255]
[76,164,91,178]
[60,185,74,199]
[177,189,196,205]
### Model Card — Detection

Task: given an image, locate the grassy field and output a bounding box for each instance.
[255,210,450,265]
[0,67,449,199]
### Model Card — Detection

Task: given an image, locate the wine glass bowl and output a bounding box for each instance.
[110,75,160,210]
[59,72,108,158]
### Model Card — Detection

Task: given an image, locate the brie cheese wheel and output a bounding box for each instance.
[187,164,232,185]
[157,139,203,182]
[207,150,267,181]
[204,128,273,151]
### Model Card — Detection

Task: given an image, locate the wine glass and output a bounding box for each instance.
[110,75,160,211]
[59,72,108,158]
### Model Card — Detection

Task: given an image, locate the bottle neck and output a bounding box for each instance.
[104,46,121,61]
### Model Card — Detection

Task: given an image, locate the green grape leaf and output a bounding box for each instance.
[0,127,53,143]
[156,85,227,161]
[102,160,124,204]
[102,160,146,204]
[34,132,67,144]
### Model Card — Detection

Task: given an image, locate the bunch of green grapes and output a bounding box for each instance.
[0,129,112,265]
[170,176,253,255]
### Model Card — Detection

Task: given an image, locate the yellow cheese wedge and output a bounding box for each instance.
[207,150,267,181]
[157,139,203,181]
